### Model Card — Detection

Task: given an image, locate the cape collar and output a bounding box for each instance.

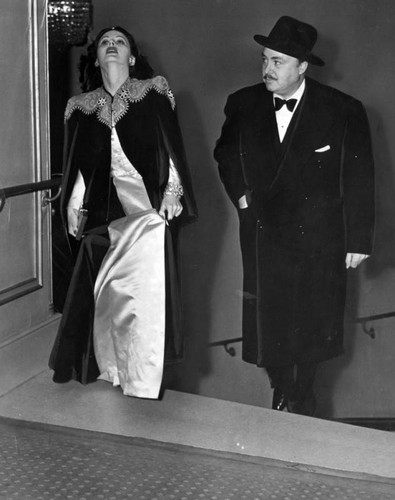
[64,76,175,129]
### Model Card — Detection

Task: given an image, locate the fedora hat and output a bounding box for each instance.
[254,16,325,66]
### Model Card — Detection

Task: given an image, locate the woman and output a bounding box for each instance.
[49,27,197,399]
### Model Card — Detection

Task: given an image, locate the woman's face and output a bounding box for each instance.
[96,30,131,69]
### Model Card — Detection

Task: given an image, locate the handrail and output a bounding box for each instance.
[209,310,395,355]
[355,311,395,323]
[355,310,395,339]
[208,336,242,356]
[0,177,62,213]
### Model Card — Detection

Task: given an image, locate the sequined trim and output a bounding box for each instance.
[163,182,184,198]
[64,75,176,128]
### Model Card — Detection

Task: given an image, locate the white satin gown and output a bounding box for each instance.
[92,128,166,399]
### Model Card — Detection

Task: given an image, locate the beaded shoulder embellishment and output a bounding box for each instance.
[64,75,176,129]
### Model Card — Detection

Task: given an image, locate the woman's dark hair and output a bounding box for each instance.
[78,26,154,92]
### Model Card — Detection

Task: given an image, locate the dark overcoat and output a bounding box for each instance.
[214,77,375,368]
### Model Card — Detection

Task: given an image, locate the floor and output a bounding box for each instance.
[0,417,394,500]
[0,369,395,498]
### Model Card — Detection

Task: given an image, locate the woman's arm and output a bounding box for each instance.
[66,170,86,235]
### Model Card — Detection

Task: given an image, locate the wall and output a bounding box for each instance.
[70,0,395,418]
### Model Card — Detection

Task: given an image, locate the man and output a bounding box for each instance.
[214,16,374,416]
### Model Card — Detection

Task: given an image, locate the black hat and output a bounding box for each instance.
[254,16,325,66]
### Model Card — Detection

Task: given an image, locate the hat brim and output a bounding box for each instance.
[254,34,325,66]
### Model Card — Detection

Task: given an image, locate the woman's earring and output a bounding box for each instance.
[94,59,99,68]
[129,56,136,67]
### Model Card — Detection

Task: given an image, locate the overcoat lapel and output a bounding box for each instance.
[266,79,336,201]
[250,87,280,188]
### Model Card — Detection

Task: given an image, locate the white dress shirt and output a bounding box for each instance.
[274,79,305,142]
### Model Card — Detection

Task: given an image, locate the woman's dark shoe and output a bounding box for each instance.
[272,388,288,411]
[52,371,72,383]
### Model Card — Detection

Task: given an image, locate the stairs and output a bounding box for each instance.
[0,369,394,482]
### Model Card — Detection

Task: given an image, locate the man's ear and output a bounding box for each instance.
[299,61,309,75]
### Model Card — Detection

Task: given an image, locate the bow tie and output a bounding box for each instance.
[274,97,297,112]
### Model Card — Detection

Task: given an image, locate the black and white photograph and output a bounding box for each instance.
[0,1,394,498]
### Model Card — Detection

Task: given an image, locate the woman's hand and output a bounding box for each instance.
[159,195,183,220]
[67,207,79,236]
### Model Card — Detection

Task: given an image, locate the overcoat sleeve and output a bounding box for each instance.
[155,84,198,223]
[342,99,375,254]
[214,92,250,207]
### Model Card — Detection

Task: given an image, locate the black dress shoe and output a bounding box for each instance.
[287,394,317,416]
[272,388,287,411]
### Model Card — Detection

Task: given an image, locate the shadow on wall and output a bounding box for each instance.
[163,90,230,395]
[364,107,395,280]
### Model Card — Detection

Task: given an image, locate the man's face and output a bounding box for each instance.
[261,47,308,98]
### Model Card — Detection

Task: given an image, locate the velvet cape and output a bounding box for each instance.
[49,76,197,383]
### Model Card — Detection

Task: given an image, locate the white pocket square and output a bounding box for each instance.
[315,145,331,153]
